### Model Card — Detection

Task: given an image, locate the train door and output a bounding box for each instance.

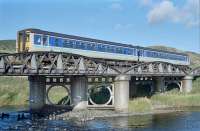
[137,49,144,61]
[17,31,30,52]
[17,31,25,52]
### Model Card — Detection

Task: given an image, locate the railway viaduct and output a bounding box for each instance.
[0,52,199,112]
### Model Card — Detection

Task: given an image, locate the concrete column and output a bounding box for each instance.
[155,77,165,92]
[71,76,87,110]
[114,75,130,112]
[182,76,193,93]
[28,76,46,112]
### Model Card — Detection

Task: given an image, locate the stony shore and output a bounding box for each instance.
[53,109,179,122]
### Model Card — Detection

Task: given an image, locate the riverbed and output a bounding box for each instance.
[0,106,200,130]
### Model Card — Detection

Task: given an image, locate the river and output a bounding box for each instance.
[0,106,200,130]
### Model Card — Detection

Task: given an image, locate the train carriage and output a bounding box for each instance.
[16,28,190,65]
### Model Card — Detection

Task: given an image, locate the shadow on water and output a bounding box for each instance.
[36,105,73,116]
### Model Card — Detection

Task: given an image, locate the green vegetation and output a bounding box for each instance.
[48,86,69,105]
[0,40,16,53]
[0,76,28,106]
[129,78,200,113]
[129,97,152,113]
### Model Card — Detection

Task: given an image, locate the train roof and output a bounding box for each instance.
[19,28,188,57]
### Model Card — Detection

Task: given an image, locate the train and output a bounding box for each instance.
[16,28,190,65]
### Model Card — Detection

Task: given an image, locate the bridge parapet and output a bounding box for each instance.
[0,52,191,76]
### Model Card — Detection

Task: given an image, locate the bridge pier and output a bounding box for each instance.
[28,76,46,112]
[114,75,130,112]
[182,76,193,93]
[71,76,87,110]
[155,77,165,92]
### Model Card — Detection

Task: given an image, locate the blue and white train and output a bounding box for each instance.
[17,28,190,65]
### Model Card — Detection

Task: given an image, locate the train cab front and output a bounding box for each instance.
[16,29,32,53]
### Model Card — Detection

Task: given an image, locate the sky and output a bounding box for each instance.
[0,0,199,53]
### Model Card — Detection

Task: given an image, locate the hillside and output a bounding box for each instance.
[0,40,16,53]
[0,40,199,68]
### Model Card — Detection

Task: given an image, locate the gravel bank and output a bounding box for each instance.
[53,109,177,122]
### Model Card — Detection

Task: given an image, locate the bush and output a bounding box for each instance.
[129,97,152,113]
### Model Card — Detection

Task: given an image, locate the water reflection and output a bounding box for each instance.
[104,115,153,129]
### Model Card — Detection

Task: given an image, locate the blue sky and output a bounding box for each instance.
[0,0,199,52]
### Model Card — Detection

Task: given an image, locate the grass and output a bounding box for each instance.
[129,78,200,113]
[0,76,70,106]
[190,77,200,94]
[0,76,29,106]
[129,97,152,113]
[151,93,200,107]
[48,86,69,104]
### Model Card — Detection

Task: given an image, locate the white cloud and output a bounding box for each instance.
[147,1,180,23]
[110,3,123,11]
[145,0,200,27]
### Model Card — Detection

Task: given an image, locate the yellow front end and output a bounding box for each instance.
[16,31,32,53]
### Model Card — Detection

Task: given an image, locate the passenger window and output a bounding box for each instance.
[92,43,96,50]
[54,38,62,47]
[49,37,55,46]
[81,42,86,49]
[101,45,106,52]
[87,43,95,50]
[75,41,81,49]
[124,48,127,54]
[70,40,74,48]
[34,35,41,45]
[107,46,114,53]
[55,38,59,47]
[63,39,68,47]
[105,45,109,52]
[124,48,132,55]
[59,38,63,47]
[87,43,91,50]
[43,36,48,46]
[116,47,122,54]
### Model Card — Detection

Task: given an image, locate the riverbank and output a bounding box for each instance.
[128,77,200,113]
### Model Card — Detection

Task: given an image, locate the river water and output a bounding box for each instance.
[0,106,200,131]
